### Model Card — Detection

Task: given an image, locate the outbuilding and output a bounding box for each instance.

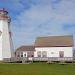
[16,45,35,58]
[34,35,74,61]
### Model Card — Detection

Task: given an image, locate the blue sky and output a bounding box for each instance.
[0,0,75,49]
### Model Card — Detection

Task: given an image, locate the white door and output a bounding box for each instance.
[23,52,27,57]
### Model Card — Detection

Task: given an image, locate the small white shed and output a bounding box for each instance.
[16,46,35,58]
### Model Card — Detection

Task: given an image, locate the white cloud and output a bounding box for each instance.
[12,0,75,48]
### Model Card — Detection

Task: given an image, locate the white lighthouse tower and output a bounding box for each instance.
[0,8,13,60]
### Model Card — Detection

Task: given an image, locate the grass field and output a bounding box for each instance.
[0,62,75,75]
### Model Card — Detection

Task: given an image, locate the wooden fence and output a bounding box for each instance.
[3,57,73,63]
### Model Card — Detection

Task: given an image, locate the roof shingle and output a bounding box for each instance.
[16,45,35,51]
[35,35,74,47]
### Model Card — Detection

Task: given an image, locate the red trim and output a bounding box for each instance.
[0,16,9,20]
[0,16,8,18]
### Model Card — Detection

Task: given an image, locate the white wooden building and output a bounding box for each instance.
[16,45,35,58]
[34,35,74,61]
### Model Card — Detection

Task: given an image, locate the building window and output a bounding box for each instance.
[17,54,20,57]
[24,54,26,57]
[59,51,64,58]
[16,52,20,57]
[20,52,23,57]
[42,51,47,57]
[37,51,41,57]
[28,55,34,57]
[51,52,54,54]
[31,55,34,57]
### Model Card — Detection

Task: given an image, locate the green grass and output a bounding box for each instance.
[0,62,75,75]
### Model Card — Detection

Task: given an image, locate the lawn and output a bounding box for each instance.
[0,62,75,75]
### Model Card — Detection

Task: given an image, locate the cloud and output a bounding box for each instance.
[11,0,75,48]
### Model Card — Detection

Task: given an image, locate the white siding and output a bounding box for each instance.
[2,20,12,59]
[0,21,3,60]
[0,19,14,60]
[34,47,73,57]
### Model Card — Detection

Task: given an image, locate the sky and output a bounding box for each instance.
[0,0,75,49]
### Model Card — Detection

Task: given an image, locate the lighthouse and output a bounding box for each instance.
[0,9,14,60]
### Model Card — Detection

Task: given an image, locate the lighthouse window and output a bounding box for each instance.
[0,31,2,36]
